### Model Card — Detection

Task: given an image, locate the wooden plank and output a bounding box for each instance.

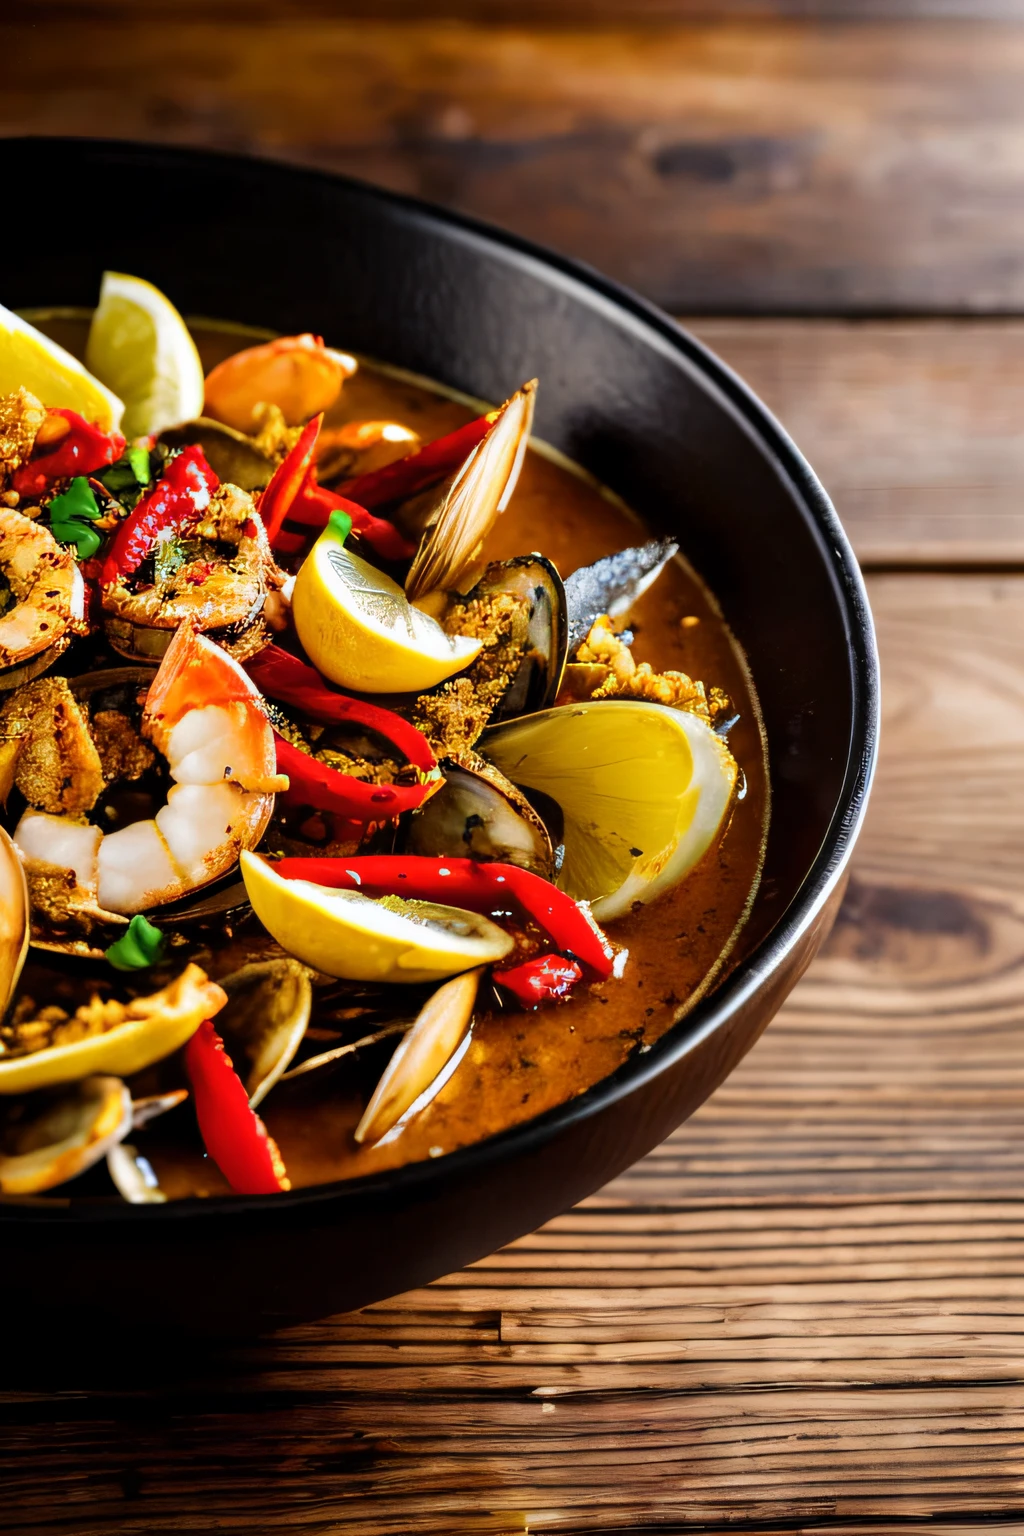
[686,319,1024,567]
[2,572,1023,1531]
[5,14,1024,311]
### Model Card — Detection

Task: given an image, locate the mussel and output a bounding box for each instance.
[157,418,276,494]
[405,757,554,879]
[483,698,738,922]
[467,555,567,723]
[564,538,679,655]
[0,826,28,1018]
[0,1074,132,1195]
[216,958,313,1108]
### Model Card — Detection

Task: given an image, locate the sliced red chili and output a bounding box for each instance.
[494,954,583,1007]
[285,477,416,562]
[270,855,613,980]
[183,1020,290,1195]
[257,413,322,542]
[12,409,125,499]
[339,413,491,509]
[99,445,219,585]
[273,733,437,825]
[247,646,437,773]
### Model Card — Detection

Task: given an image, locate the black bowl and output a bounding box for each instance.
[0,139,878,1337]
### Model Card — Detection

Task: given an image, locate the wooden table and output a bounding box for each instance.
[4,7,1024,1531]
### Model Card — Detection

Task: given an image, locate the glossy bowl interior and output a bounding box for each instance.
[0,139,878,1337]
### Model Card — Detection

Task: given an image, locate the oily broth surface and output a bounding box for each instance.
[23,317,768,1198]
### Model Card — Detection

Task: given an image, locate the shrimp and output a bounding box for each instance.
[0,509,87,689]
[13,623,287,917]
[203,335,357,434]
[102,482,285,664]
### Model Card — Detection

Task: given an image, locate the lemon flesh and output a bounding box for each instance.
[0,303,123,430]
[292,519,481,693]
[85,272,204,439]
[241,853,513,983]
[484,700,738,922]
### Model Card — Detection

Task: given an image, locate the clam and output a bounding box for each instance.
[565,538,678,655]
[157,418,277,493]
[0,1075,132,1195]
[483,699,738,922]
[107,1141,166,1204]
[354,968,481,1145]
[468,555,567,722]
[405,758,554,879]
[0,963,227,1095]
[405,381,536,601]
[216,958,313,1108]
[0,826,28,1019]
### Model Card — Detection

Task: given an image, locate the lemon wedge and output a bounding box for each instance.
[241,852,514,983]
[0,303,123,430]
[85,271,204,438]
[484,700,738,922]
[291,512,482,693]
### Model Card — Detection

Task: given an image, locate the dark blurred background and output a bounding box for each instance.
[7,0,1024,315]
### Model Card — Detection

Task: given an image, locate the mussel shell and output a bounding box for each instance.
[157,418,276,493]
[0,1075,132,1195]
[0,826,28,1018]
[404,759,554,879]
[564,538,678,655]
[469,555,568,723]
[217,958,313,1108]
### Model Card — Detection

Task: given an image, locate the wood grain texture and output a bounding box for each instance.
[3,572,1023,1531]
[687,320,1024,566]
[6,12,1024,311]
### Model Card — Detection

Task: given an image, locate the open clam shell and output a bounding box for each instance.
[405,381,536,601]
[0,827,28,1019]
[469,555,568,723]
[217,958,313,1108]
[405,758,554,879]
[0,1074,132,1195]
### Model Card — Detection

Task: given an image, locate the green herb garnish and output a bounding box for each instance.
[48,476,103,559]
[105,914,167,972]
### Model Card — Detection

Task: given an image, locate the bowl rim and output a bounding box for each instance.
[0,138,880,1225]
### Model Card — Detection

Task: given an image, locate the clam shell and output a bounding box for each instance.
[0,826,28,1019]
[405,758,554,879]
[405,381,536,601]
[217,958,313,1108]
[0,1075,132,1195]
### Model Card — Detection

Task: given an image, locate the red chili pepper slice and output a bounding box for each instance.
[494,954,583,1007]
[257,413,322,542]
[247,646,440,824]
[12,409,125,499]
[183,1020,290,1194]
[286,478,416,562]
[100,445,219,585]
[273,733,436,825]
[339,414,492,509]
[247,646,437,773]
[270,855,613,980]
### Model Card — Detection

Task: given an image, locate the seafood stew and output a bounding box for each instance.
[0,284,767,1204]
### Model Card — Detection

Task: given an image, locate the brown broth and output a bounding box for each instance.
[21,315,769,1200]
